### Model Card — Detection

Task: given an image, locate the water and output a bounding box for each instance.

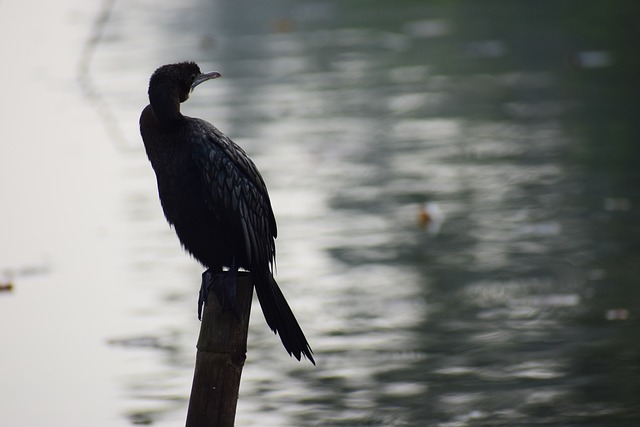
[1,0,638,426]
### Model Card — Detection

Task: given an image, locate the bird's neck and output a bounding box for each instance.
[149,89,184,128]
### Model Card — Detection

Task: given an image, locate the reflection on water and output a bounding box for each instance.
[91,0,639,425]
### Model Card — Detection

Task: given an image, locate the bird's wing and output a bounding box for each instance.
[191,120,277,268]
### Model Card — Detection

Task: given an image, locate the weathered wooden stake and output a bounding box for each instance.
[185,272,253,427]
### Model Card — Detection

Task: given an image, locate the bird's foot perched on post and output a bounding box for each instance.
[198,268,240,321]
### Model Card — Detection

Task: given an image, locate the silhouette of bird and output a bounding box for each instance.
[140,62,314,363]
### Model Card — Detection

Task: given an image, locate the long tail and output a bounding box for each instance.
[253,273,315,364]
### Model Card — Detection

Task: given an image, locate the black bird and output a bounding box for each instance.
[139,62,314,364]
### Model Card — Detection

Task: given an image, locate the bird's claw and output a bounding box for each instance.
[198,268,240,320]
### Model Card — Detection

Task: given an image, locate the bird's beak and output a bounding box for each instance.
[191,71,222,91]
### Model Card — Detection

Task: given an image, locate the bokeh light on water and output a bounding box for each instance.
[89,0,640,425]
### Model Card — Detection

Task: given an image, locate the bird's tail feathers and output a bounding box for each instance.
[254,274,315,364]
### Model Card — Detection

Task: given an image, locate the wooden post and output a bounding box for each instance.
[185,272,253,427]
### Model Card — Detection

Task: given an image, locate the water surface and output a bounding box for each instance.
[3,0,638,426]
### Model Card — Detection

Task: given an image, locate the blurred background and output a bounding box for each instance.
[1,0,639,426]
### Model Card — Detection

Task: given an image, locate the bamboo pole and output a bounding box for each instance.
[185,272,253,427]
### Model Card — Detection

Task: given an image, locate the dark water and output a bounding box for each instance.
[90,0,640,425]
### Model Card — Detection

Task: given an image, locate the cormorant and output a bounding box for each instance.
[139,62,314,364]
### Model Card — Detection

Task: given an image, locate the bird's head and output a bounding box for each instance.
[149,61,222,104]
